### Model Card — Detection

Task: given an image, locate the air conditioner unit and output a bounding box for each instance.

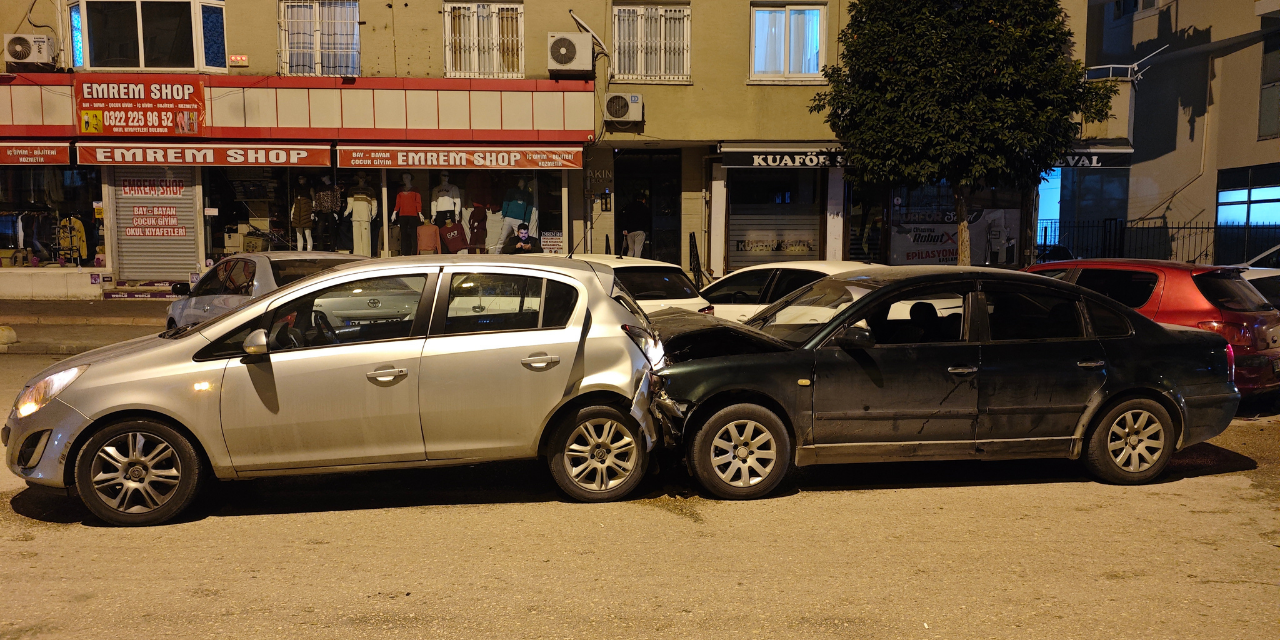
[604,93,643,123]
[4,34,52,64]
[547,32,593,74]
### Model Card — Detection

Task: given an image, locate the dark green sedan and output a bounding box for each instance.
[648,266,1240,500]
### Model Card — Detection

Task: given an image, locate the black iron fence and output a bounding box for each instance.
[1037,220,1280,265]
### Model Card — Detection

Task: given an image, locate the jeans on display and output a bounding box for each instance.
[496,216,525,253]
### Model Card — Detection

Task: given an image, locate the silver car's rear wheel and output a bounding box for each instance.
[75,420,203,526]
[709,419,777,487]
[548,406,648,502]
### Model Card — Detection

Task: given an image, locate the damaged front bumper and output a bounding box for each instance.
[646,373,688,447]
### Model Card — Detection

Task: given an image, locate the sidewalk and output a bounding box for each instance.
[0,299,169,327]
[0,324,160,355]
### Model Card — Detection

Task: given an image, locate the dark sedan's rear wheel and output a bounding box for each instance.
[548,406,648,502]
[690,404,791,500]
[75,420,204,526]
[1084,398,1174,485]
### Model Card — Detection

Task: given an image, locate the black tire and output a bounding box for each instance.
[690,404,792,500]
[166,318,177,330]
[548,405,648,502]
[1083,398,1175,485]
[74,419,204,526]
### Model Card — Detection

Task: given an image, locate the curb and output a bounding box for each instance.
[0,343,108,355]
[0,315,165,327]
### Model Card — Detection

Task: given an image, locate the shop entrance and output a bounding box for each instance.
[112,166,199,281]
[613,151,681,264]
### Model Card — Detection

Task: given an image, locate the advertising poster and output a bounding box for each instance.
[890,209,1021,266]
[76,74,206,137]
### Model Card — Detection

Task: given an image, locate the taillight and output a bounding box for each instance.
[1226,344,1236,384]
[1198,321,1253,347]
[621,324,666,370]
[697,305,714,315]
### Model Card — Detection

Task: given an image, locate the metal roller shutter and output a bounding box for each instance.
[113,166,199,281]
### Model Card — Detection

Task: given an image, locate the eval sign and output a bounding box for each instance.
[76,74,206,137]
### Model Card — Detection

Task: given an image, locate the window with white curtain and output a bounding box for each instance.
[751,4,825,80]
[443,3,525,79]
[278,1,360,76]
[612,5,691,82]
[66,0,227,71]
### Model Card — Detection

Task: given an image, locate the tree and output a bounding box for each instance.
[811,0,1116,265]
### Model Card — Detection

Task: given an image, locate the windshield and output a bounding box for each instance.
[270,257,364,287]
[1193,270,1274,312]
[612,266,699,300]
[749,277,878,346]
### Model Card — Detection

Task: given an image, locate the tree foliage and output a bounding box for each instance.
[811,0,1117,263]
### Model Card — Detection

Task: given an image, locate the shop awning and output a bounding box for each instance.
[1056,145,1134,169]
[337,145,583,170]
[0,142,71,165]
[718,142,845,168]
[77,143,331,166]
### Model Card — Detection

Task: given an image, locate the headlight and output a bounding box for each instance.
[622,325,666,372]
[14,366,88,418]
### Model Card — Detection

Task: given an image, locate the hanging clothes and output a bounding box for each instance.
[57,217,88,260]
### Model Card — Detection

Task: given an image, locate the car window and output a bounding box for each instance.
[983,284,1084,341]
[851,285,969,345]
[1086,299,1132,338]
[439,273,544,335]
[1248,275,1280,307]
[754,277,877,346]
[542,280,580,329]
[269,258,362,287]
[194,319,258,359]
[1193,270,1274,312]
[612,266,699,300]
[267,275,428,352]
[225,260,256,296]
[191,261,231,296]
[702,269,773,305]
[764,269,826,303]
[1075,269,1158,308]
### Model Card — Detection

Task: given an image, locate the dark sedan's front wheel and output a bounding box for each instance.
[1084,398,1174,484]
[690,404,791,500]
[75,419,204,526]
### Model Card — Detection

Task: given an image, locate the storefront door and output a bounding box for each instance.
[614,151,681,264]
[112,166,200,281]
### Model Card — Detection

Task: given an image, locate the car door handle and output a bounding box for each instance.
[366,367,407,382]
[1077,360,1106,369]
[521,355,561,370]
[947,365,978,375]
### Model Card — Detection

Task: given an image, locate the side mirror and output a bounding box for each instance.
[835,326,876,351]
[243,328,269,355]
[171,282,190,296]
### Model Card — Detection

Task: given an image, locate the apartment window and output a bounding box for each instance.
[278,1,360,76]
[750,4,824,81]
[612,5,691,82]
[443,3,524,79]
[67,0,226,71]
[1261,35,1280,140]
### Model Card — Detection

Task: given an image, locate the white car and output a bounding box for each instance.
[578,255,711,315]
[700,260,878,322]
[167,252,365,328]
[1241,244,1280,308]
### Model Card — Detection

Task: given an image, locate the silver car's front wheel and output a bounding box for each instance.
[75,420,203,526]
[548,406,648,502]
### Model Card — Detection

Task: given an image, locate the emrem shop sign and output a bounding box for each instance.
[78,144,331,166]
[76,74,206,137]
[338,145,583,169]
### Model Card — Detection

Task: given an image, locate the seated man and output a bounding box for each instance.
[501,223,543,254]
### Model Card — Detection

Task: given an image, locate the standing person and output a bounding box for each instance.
[619,192,649,257]
[501,223,542,254]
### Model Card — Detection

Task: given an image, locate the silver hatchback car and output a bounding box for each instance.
[6,256,663,526]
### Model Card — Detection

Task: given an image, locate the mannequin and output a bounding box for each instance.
[496,177,533,252]
[431,170,462,226]
[441,216,469,254]
[312,174,343,251]
[344,172,377,257]
[392,172,424,257]
[464,171,493,254]
[290,175,315,251]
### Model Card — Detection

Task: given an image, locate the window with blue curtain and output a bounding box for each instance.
[202,3,226,68]
[70,4,84,67]
[751,4,824,79]
[67,0,227,71]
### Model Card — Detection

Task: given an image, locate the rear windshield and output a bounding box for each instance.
[270,258,362,287]
[613,266,699,300]
[1193,270,1274,312]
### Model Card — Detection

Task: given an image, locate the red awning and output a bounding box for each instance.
[0,142,71,165]
[336,145,582,170]
[77,143,331,166]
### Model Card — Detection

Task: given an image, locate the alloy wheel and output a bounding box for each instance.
[563,418,638,492]
[1107,409,1165,473]
[710,419,777,487]
[88,432,183,514]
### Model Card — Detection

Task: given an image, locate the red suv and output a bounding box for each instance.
[1027,259,1280,394]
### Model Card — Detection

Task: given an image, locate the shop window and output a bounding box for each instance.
[612,5,691,82]
[278,0,360,76]
[726,168,823,269]
[69,0,227,71]
[443,2,524,79]
[0,166,103,268]
[750,3,824,81]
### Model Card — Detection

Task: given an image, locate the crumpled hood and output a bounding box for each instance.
[649,309,791,364]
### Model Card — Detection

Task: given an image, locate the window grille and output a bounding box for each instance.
[612,6,690,81]
[443,3,525,79]
[278,1,360,76]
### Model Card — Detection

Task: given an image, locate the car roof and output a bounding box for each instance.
[319,253,613,278]
[576,255,685,269]
[726,260,879,275]
[1030,258,1229,275]
[827,264,1056,285]
[229,251,366,262]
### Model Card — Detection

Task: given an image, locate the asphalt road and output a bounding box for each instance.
[1,354,1277,639]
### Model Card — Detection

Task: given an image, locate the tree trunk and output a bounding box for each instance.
[955,185,971,266]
